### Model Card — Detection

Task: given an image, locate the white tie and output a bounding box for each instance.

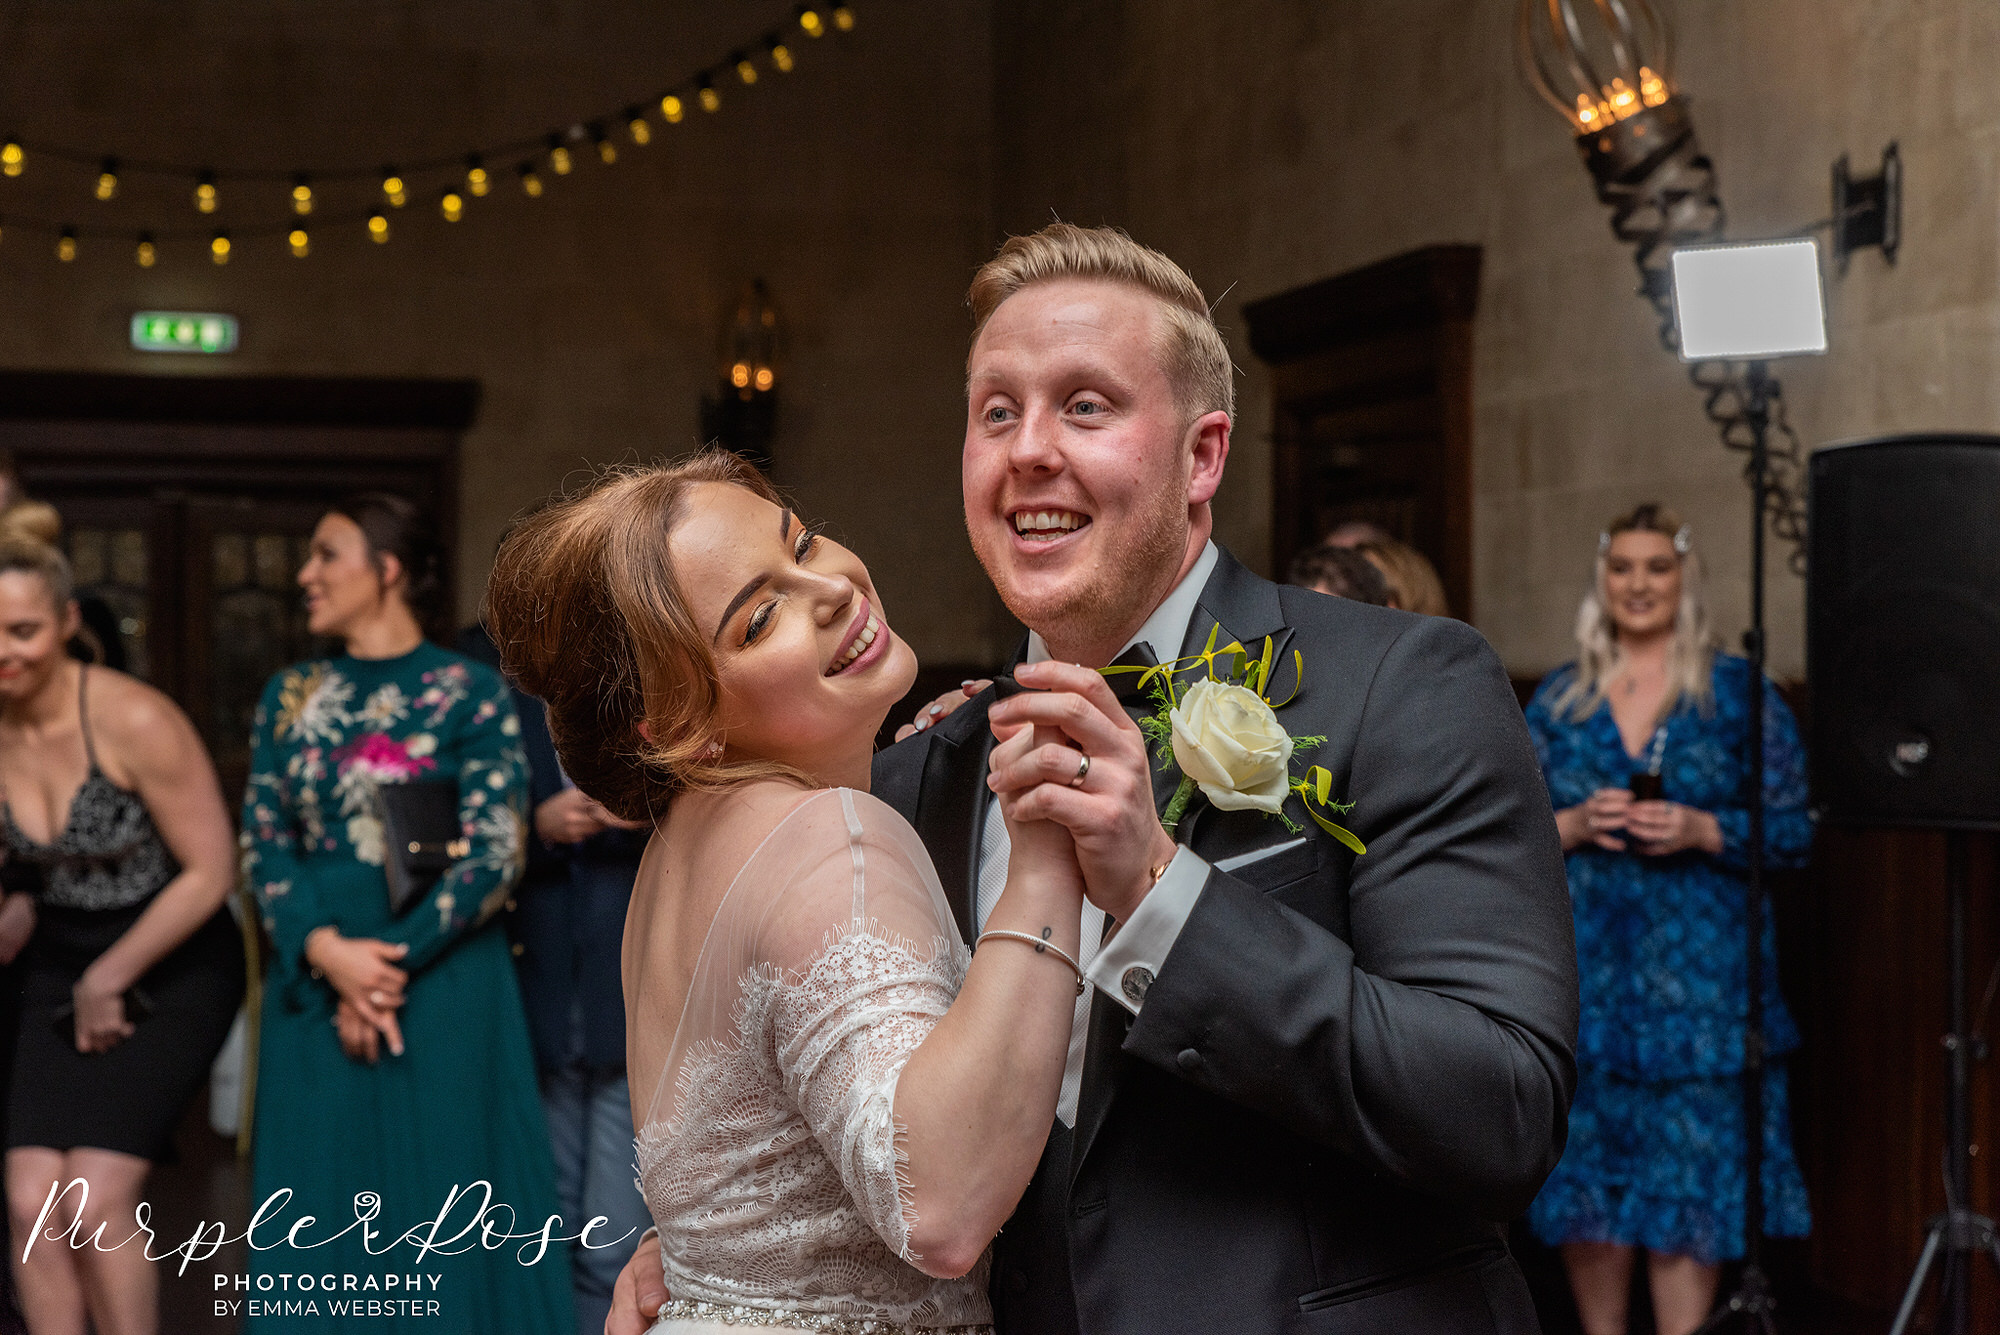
[977,799,1100,1128]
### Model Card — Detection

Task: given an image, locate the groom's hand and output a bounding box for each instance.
[987,660,1178,922]
[605,1232,668,1335]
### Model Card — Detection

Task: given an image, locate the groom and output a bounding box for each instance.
[613,224,1577,1333]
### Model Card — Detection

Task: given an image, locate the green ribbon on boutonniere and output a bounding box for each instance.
[1102,624,1365,854]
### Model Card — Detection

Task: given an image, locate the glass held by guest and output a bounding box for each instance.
[0,530,243,1335]
[239,492,569,1333]
[1522,503,1812,1335]
[483,451,1092,1334]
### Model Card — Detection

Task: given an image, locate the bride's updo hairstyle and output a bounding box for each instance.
[483,450,811,821]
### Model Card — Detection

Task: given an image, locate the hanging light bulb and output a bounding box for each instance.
[625,107,652,146]
[1,139,23,177]
[56,228,77,262]
[798,6,826,38]
[547,134,573,175]
[367,210,390,243]
[288,227,310,258]
[440,188,464,222]
[592,124,617,165]
[95,158,119,201]
[210,229,231,265]
[135,233,156,268]
[194,172,219,213]
[292,174,314,215]
[698,77,721,113]
[518,162,544,197]
[465,154,491,197]
[660,94,686,124]
[833,5,854,31]
[381,168,407,208]
[767,36,795,73]
[735,51,759,85]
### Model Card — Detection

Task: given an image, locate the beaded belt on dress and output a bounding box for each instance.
[657,1298,992,1334]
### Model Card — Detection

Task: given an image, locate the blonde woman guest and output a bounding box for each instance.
[1524,504,1811,1335]
[1354,537,1450,616]
[0,533,242,1335]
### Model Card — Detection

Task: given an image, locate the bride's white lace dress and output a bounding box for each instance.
[633,788,994,1334]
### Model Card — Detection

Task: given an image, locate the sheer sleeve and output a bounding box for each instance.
[759,790,966,1261]
[640,787,966,1266]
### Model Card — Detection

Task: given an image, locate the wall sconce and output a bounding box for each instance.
[1518,0,1898,574]
[700,280,781,473]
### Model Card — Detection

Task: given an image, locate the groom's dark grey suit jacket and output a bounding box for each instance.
[872,547,1578,1335]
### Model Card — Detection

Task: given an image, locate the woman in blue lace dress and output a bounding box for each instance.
[1524,504,1811,1335]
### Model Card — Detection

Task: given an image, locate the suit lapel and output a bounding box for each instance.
[1070,546,1293,1181]
[915,692,999,949]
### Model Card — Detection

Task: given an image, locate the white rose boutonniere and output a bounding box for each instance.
[1169,679,1294,814]
[1106,625,1365,854]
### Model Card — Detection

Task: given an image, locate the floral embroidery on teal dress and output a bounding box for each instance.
[241,643,568,1333]
[1523,653,1812,1263]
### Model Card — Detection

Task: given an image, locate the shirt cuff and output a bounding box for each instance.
[1085,846,1207,1014]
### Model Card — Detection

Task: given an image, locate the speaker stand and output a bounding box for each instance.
[1696,360,1777,1335]
[1888,831,2000,1335]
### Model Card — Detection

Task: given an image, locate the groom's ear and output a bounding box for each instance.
[1186,409,1231,507]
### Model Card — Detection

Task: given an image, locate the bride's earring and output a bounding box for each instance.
[705,739,724,761]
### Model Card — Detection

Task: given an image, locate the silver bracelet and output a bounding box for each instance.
[975,928,1087,996]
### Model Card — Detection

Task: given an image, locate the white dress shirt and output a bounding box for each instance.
[974,542,1218,1126]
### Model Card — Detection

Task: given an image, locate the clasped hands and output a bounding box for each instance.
[305,926,409,1063]
[985,660,1178,924]
[1565,787,1722,857]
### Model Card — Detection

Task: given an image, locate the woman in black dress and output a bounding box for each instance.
[0,536,242,1335]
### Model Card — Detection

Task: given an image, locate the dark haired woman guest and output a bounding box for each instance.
[1524,504,1811,1335]
[242,495,568,1333]
[0,533,242,1335]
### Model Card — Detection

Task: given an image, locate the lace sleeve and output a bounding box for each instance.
[757,789,967,1263]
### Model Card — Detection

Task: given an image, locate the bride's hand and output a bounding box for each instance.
[894,678,993,742]
[990,724,1086,899]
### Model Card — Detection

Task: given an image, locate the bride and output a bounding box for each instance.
[483,451,1086,1334]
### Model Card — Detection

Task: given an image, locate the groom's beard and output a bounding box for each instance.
[975,496,1187,665]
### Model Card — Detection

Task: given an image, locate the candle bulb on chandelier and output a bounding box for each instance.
[288,228,310,258]
[56,228,77,262]
[381,169,407,207]
[194,172,218,213]
[660,94,685,124]
[592,125,617,165]
[292,175,314,215]
[209,230,231,265]
[518,163,544,197]
[1,139,23,177]
[95,159,119,201]
[547,134,573,176]
[767,37,795,72]
[440,188,464,222]
[465,155,490,196]
[135,233,156,268]
[625,107,652,145]
[698,77,721,113]
[367,210,390,244]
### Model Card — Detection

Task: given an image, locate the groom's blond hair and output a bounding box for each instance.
[966,223,1235,426]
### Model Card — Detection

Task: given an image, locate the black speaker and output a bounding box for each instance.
[1807,434,2000,829]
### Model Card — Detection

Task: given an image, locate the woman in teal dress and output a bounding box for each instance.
[241,494,569,1333]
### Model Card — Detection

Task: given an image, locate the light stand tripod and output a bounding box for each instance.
[1887,830,2000,1335]
[1693,360,1779,1335]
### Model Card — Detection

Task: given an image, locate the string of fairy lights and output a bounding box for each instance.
[0,2,855,267]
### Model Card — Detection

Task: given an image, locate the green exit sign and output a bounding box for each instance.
[130,311,239,354]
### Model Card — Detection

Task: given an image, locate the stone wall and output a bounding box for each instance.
[993,0,1999,680]
[0,0,1008,664]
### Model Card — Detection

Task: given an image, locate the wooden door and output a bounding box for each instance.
[1242,245,1480,618]
[0,371,472,805]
